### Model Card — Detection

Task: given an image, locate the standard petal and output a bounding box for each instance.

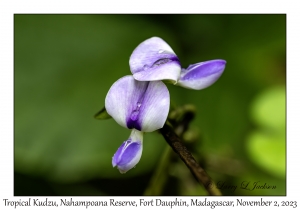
[129,37,181,82]
[105,76,148,130]
[105,75,170,132]
[138,80,170,132]
[112,129,143,173]
[177,59,226,90]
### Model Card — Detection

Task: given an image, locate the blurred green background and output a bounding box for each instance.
[14,14,286,196]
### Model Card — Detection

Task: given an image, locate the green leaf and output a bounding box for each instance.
[250,86,285,132]
[94,107,111,120]
[247,131,285,179]
[247,86,286,179]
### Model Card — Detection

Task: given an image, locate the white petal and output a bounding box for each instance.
[129,37,181,82]
[138,80,170,132]
[105,75,170,132]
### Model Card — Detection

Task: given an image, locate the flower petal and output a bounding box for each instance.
[129,37,181,82]
[112,129,143,173]
[138,80,170,132]
[105,75,170,132]
[177,59,226,90]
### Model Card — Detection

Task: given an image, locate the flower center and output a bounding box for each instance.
[126,81,150,131]
[130,102,142,121]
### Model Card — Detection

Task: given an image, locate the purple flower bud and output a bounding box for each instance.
[177,59,226,90]
[112,129,143,173]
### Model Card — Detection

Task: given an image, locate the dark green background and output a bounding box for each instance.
[14,14,286,196]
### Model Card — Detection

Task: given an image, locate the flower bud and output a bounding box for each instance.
[112,129,143,173]
[177,59,226,90]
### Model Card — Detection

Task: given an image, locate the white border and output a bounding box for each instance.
[1,0,299,209]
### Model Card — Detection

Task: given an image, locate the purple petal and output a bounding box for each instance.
[177,59,226,90]
[112,141,125,167]
[129,37,181,82]
[116,141,141,166]
[112,129,143,173]
[105,75,170,132]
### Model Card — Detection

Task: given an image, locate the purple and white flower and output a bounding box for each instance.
[105,75,170,173]
[129,37,226,90]
[104,37,226,173]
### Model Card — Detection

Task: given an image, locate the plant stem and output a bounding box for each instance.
[143,105,195,196]
[160,123,222,196]
[145,104,221,196]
